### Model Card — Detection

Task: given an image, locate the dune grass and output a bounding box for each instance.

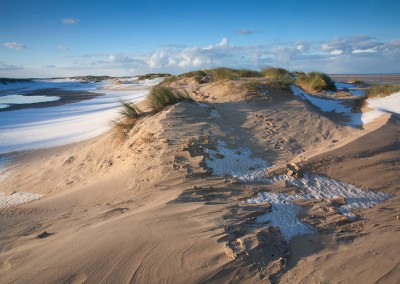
[111,101,142,139]
[262,67,292,79]
[261,67,294,90]
[243,80,263,93]
[237,69,262,78]
[295,72,337,93]
[147,86,191,112]
[366,84,400,98]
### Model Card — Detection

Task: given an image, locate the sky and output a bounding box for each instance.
[1,0,400,78]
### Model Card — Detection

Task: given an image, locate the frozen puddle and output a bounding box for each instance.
[0,192,43,209]
[204,141,393,241]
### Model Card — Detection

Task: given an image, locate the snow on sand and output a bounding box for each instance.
[0,78,163,154]
[205,141,392,241]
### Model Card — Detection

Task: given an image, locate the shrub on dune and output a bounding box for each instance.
[295,72,337,93]
[147,86,191,112]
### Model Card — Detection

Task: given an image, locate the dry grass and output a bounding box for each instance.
[147,86,191,112]
[295,72,336,93]
[366,84,400,98]
[110,101,142,140]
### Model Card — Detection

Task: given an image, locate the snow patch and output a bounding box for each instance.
[0,78,162,154]
[0,192,43,209]
[290,85,350,113]
[204,141,392,241]
[205,140,269,177]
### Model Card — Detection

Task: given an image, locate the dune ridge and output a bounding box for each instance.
[0,76,399,283]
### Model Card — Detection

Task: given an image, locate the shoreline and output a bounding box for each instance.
[0,88,104,112]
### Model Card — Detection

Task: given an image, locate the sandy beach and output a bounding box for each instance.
[0,75,399,283]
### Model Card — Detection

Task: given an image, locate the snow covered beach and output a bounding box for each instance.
[0,77,162,154]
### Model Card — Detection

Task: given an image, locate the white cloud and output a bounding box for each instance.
[352,48,377,53]
[3,42,27,50]
[330,49,343,55]
[62,18,80,25]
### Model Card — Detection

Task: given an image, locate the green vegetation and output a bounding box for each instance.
[237,69,262,78]
[179,70,208,83]
[295,72,337,93]
[71,75,111,83]
[243,80,263,93]
[261,67,294,90]
[262,67,292,79]
[207,68,237,81]
[0,78,33,84]
[110,101,142,139]
[137,73,171,80]
[147,86,191,112]
[366,84,400,98]
[347,79,368,86]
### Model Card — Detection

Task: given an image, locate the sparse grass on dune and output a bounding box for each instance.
[262,67,292,79]
[110,101,142,139]
[243,80,263,93]
[366,84,400,98]
[208,68,237,81]
[295,72,337,93]
[261,67,294,90]
[147,86,192,112]
[237,69,262,78]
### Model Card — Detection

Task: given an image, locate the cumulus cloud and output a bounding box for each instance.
[234,29,256,35]
[21,34,399,77]
[3,42,27,50]
[0,62,23,70]
[62,18,80,25]
[320,35,383,55]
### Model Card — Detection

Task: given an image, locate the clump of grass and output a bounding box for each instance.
[243,80,263,93]
[179,70,208,83]
[261,67,294,90]
[237,69,262,78]
[160,75,179,85]
[366,84,400,98]
[209,68,237,81]
[262,67,294,89]
[262,67,292,79]
[111,101,142,139]
[295,72,337,93]
[147,86,191,112]
[348,79,368,86]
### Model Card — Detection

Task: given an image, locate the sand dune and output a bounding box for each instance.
[0,77,398,283]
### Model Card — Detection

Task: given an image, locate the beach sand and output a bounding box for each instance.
[0,77,398,283]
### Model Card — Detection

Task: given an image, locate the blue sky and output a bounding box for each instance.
[1,0,400,77]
